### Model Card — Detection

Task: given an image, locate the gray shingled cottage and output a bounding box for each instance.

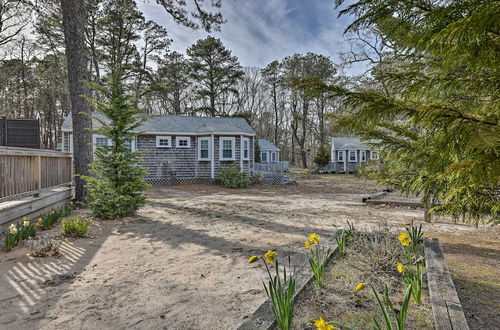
[258,139,280,163]
[330,136,380,173]
[61,113,256,184]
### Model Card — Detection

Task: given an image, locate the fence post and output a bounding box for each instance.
[37,155,42,192]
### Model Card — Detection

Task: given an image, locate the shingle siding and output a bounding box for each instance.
[137,134,254,182]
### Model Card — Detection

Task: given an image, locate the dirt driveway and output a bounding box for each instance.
[0,175,498,329]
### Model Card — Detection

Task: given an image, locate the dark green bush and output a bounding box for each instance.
[313,144,331,168]
[217,165,251,188]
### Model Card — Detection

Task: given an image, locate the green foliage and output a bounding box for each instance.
[372,284,412,330]
[307,239,332,288]
[43,210,61,230]
[60,203,74,217]
[84,69,149,218]
[336,232,347,255]
[3,225,19,251]
[18,220,37,241]
[61,217,92,237]
[187,36,244,116]
[254,139,261,162]
[318,0,500,225]
[313,144,331,167]
[402,264,424,305]
[263,258,296,330]
[217,165,251,188]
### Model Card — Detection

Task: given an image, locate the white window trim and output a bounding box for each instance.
[261,152,268,162]
[360,150,366,162]
[93,134,111,151]
[338,150,345,162]
[219,137,236,160]
[156,135,172,148]
[69,133,73,153]
[241,137,250,160]
[198,137,211,161]
[271,151,277,162]
[348,150,357,162]
[176,136,191,148]
[370,150,380,160]
[124,138,136,152]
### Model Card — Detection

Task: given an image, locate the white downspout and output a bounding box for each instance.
[344,150,347,173]
[211,134,215,179]
[240,134,243,171]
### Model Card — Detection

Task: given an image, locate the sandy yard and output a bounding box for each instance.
[0,175,498,329]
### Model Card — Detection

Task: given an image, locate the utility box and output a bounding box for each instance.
[0,117,40,149]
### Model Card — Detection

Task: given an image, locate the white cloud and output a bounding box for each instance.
[137,0,362,70]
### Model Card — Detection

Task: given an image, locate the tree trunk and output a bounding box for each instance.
[61,0,93,202]
[424,195,432,222]
[273,83,278,146]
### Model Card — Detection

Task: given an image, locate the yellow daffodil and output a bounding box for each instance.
[248,256,259,263]
[314,317,335,330]
[51,211,56,215]
[264,250,277,264]
[309,233,320,245]
[9,224,17,234]
[22,216,27,221]
[305,239,312,249]
[23,220,30,227]
[355,282,366,291]
[397,232,410,246]
[397,263,405,273]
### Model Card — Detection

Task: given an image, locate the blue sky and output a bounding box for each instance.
[137,0,360,71]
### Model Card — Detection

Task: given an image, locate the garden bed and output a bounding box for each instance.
[241,224,471,330]
[291,229,433,329]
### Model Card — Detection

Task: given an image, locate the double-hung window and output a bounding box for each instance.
[338,150,345,162]
[198,137,210,160]
[94,135,110,151]
[261,152,268,162]
[242,137,250,160]
[219,137,235,160]
[348,150,357,162]
[176,136,191,148]
[360,150,366,162]
[156,136,171,148]
[271,151,276,162]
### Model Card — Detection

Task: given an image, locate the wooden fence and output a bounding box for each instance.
[0,146,72,200]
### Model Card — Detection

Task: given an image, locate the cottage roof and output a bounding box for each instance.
[61,113,255,135]
[331,137,378,150]
[257,139,280,151]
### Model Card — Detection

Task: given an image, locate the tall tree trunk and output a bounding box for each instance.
[273,83,278,146]
[61,0,93,202]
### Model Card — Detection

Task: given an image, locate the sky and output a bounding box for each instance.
[137,0,363,72]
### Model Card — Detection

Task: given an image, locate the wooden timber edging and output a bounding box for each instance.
[361,191,387,203]
[237,231,341,330]
[365,199,424,208]
[424,238,469,330]
[0,186,74,225]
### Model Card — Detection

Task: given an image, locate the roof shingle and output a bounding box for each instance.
[61,113,255,135]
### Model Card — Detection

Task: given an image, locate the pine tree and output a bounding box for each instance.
[187,36,244,116]
[84,69,149,218]
[255,139,261,162]
[314,0,500,224]
[313,144,331,168]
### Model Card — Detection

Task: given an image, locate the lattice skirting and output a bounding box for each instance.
[145,175,285,185]
[261,174,284,185]
[145,177,216,185]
